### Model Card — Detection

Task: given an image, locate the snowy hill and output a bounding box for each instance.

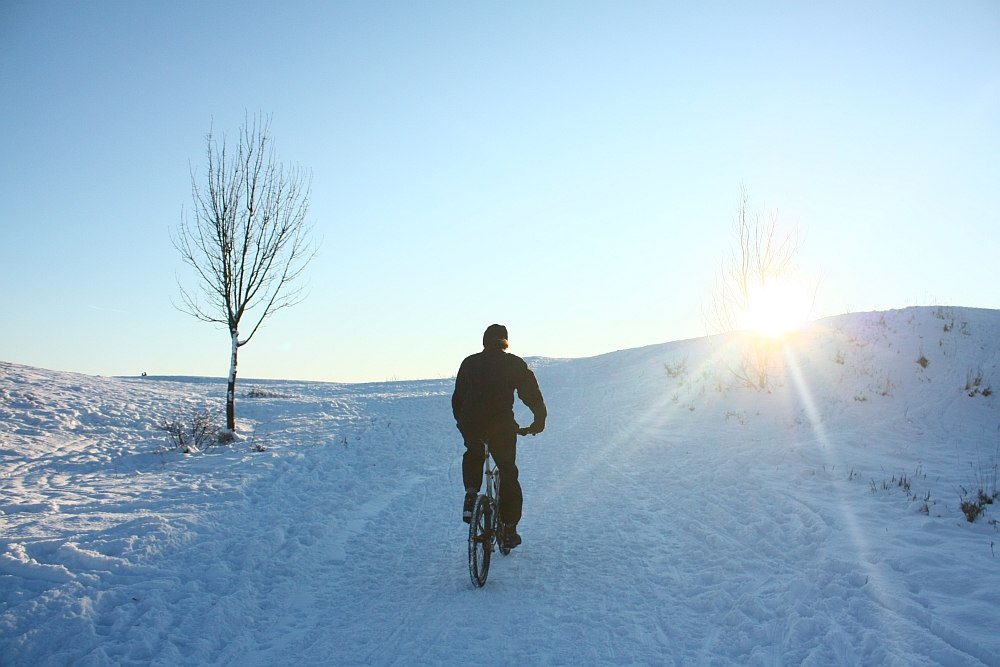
[1,306,999,665]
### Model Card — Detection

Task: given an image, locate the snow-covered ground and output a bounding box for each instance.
[2,306,999,666]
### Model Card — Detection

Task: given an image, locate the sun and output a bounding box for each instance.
[740,278,812,338]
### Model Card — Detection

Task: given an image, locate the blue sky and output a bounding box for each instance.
[2,1,998,382]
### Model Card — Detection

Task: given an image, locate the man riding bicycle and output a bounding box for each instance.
[452,324,547,549]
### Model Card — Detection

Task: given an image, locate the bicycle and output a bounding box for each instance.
[468,427,532,588]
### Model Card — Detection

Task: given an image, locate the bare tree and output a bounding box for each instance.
[173,114,316,432]
[708,190,800,389]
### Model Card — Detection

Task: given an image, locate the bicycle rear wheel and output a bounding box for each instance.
[468,495,492,587]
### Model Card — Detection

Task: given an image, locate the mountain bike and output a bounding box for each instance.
[468,427,532,588]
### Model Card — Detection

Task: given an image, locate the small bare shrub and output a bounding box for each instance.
[960,490,989,523]
[916,354,929,369]
[965,369,983,392]
[933,306,955,327]
[157,407,220,453]
[664,360,687,379]
[869,466,928,510]
[919,491,933,515]
[965,368,993,397]
[244,386,289,399]
[959,446,1000,522]
[725,410,747,426]
[245,423,267,452]
[898,473,911,494]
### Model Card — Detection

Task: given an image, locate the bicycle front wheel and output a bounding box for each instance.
[468,495,492,587]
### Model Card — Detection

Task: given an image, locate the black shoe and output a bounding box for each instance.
[462,492,476,523]
[503,524,521,549]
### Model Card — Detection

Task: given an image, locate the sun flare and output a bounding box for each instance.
[740,278,812,338]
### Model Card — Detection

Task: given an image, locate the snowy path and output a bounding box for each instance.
[2,307,999,665]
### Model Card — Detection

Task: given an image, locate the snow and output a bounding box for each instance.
[2,305,999,666]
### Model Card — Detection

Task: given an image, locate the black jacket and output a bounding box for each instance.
[452,349,546,435]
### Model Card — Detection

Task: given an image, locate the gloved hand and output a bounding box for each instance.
[527,419,545,435]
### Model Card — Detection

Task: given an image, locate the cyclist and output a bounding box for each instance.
[452,324,547,548]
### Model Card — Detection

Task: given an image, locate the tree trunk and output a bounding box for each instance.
[226,330,239,432]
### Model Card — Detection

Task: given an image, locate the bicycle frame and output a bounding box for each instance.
[482,441,502,522]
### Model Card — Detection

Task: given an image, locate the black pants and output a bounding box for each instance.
[462,426,522,526]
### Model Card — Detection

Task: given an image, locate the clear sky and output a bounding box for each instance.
[2,1,998,383]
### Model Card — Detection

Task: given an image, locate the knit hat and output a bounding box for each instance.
[482,324,509,349]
